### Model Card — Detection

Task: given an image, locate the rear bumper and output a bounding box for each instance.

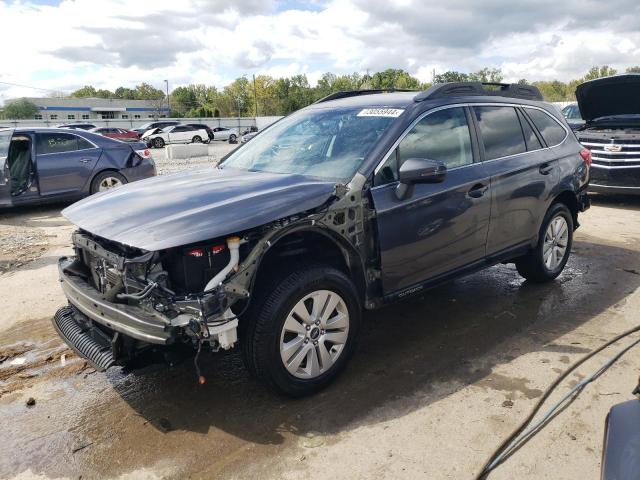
[57,256,174,345]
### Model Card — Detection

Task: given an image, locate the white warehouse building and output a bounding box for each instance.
[5,97,169,121]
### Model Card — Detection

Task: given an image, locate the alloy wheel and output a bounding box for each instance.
[98,176,124,192]
[279,290,349,379]
[543,215,569,270]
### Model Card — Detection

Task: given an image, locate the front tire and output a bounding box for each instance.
[153,137,164,148]
[241,265,360,397]
[229,134,237,143]
[516,203,573,282]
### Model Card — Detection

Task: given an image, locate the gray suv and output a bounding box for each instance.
[52,82,590,396]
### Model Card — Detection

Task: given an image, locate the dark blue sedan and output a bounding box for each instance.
[0,127,156,208]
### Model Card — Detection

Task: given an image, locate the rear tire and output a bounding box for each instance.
[90,171,127,194]
[516,203,573,282]
[192,135,202,143]
[241,264,360,397]
[153,137,164,148]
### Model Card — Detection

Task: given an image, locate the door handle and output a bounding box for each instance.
[467,183,489,198]
[539,163,554,175]
[79,158,92,164]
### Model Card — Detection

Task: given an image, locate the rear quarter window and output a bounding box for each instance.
[525,108,567,147]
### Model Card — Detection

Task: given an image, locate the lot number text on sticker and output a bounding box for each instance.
[357,108,404,117]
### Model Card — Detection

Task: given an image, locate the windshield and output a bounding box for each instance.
[220,107,401,180]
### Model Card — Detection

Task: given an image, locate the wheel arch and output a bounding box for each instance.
[250,226,368,304]
[551,189,579,228]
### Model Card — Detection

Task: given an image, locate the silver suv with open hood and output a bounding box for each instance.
[575,74,640,195]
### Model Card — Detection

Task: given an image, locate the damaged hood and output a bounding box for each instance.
[576,74,640,122]
[62,167,337,250]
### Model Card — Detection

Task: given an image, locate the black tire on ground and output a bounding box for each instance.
[229,134,237,143]
[516,202,574,283]
[90,171,127,194]
[192,135,202,143]
[241,264,361,397]
[153,137,164,148]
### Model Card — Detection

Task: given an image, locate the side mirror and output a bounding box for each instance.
[396,158,447,200]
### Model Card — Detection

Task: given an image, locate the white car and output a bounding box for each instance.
[211,127,238,143]
[143,125,209,148]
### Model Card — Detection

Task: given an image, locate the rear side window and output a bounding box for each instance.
[77,137,95,150]
[37,133,79,154]
[517,109,542,151]
[474,106,526,160]
[525,108,567,147]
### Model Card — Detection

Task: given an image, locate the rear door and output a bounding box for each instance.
[0,129,14,207]
[35,132,102,197]
[474,105,558,255]
[371,106,491,295]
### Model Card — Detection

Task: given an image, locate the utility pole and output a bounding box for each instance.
[164,79,170,117]
[253,74,258,118]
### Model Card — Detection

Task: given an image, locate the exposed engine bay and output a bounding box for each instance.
[55,176,374,375]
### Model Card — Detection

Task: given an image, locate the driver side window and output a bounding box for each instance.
[374,107,473,186]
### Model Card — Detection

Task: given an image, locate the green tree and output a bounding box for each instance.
[369,69,421,89]
[626,66,640,73]
[434,71,469,83]
[133,83,165,100]
[114,87,136,99]
[469,68,504,83]
[95,89,114,99]
[582,65,617,81]
[71,85,97,98]
[3,98,39,119]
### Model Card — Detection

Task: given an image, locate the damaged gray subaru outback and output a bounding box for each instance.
[53,82,590,396]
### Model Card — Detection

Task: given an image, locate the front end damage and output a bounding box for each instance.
[53,175,377,375]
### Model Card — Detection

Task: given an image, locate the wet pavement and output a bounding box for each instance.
[1,195,639,479]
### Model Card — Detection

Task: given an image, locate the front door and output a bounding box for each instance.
[370,106,491,295]
[35,132,101,197]
[168,126,191,143]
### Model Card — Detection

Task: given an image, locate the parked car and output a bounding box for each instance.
[90,127,140,142]
[573,74,640,195]
[241,126,258,135]
[185,123,214,140]
[211,126,238,143]
[132,120,180,137]
[240,131,258,143]
[52,82,590,397]
[561,103,585,130]
[142,124,209,148]
[0,127,155,208]
[56,123,96,130]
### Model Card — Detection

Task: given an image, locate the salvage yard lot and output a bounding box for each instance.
[0,165,639,478]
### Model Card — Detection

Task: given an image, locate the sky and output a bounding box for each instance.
[1,0,639,103]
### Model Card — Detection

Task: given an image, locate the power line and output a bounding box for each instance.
[0,80,69,95]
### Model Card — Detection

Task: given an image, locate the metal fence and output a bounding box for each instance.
[0,116,282,131]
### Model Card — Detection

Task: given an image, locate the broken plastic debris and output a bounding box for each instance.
[9,357,26,366]
[60,354,66,367]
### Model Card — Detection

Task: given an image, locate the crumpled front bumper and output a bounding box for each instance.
[56,256,175,345]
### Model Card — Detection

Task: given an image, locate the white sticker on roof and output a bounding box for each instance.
[357,108,404,118]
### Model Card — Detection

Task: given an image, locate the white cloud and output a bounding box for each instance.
[0,0,639,104]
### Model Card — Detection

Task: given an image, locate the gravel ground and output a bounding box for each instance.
[0,178,639,479]
[150,142,238,175]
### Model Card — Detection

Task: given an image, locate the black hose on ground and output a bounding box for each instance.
[474,322,640,479]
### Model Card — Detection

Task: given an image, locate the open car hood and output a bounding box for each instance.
[62,168,336,251]
[576,74,640,122]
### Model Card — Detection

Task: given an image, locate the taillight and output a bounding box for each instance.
[135,148,151,159]
[211,245,225,255]
[580,148,592,167]
[186,248,205,257]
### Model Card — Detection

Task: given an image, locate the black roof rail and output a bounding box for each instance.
[414,82,543,102]
[314,89,419,104]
